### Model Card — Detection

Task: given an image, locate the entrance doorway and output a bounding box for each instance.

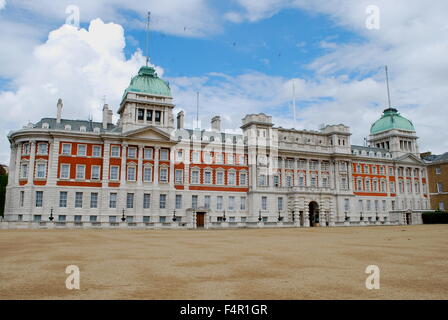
[309,202,320,227]
[196,212,205,228]
[405,211,412,225]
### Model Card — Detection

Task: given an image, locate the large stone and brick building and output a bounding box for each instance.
[422,152,448,211]
[3,65,430,228]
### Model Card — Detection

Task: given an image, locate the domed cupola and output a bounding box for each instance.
[122,66,172,100]
[370,107,415,135]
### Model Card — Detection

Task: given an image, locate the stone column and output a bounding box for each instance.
[27,140,36,185]
[335,160,341,191]
[102,143,111,187]
[120,144,127,185]
[47,139,58,186]
[347,161,353,191]
[303,205,310,227]
[137,145,144,186]
[154,147,160,184]
[306,159,311,187]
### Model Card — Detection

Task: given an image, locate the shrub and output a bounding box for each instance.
[422,211,448,224]
[0,175,7,217]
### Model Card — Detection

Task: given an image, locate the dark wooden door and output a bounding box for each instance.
[196,213,205,228]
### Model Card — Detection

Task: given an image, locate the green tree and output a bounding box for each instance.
[0,174,8,217]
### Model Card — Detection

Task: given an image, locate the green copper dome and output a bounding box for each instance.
[370,108,415,134]
[123,66,171,98]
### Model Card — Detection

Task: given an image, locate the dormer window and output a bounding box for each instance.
[42,123,49,129]
[37,143,48,155]
[65,124,71,130]
[93,127,100,133]
[80,126,86,132]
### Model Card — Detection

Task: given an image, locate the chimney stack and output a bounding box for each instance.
[177,111,184,129]
[211,116,221,132]
[56,98,63,124]
[102,104,110,129]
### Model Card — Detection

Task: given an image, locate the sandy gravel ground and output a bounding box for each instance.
[0,225,447,300]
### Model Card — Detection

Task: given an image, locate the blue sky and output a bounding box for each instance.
[0,0,448,165]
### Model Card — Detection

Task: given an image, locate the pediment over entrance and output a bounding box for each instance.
[394,153,425,165]
[123,126,174,142]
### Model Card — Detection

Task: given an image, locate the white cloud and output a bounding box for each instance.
[0,0,5,10]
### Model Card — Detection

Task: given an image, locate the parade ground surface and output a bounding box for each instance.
[0,225,447,300]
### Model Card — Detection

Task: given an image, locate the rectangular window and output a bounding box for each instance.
[204,195,211,209]
[228,172,236,185]
[77,144,86,156]
[435,167,441,175]
[58,215,66,222]
[159,216,166,223]
[228,196,235,211]
[60,164,70,179]
[160,149,169,161]
[437,183,443,193]
[175,169,183,184]
[137,108,144,120]
[91,165,101,180]
[239,173,247,186]
[240,197,246,211]
[90,193,98,208]
[204,152,212,164]
[110,166,119,181]
[35,191,43,207]
[358,200,363,211]
[439,202,445,211]
[175,195,182,209]
[278,197,283,211]
[92,145,102,157]
[62,143,72,155]
[37,143,48,155]
[75,192,83,208]
[155,111,161,122]
[261,196,267,210]
[146,110,153,121]
[204,171,212,184]
[74,215,82,222]
[192,152,200,163]
[216,171,224,185]
[191,170,199,184]
[144,167,152,182]
[59,191,67,208]
[159,168,168,183]
[239,155,245,165]
[217,196,223,210]
[76,165,86,180]
[299,176,304,187]
[258,175,266,187]
[159,194,167,209]
[144,148,153,159]
[344,199,350,211]
[227,154,234,164]
[143,194,151,209]
[143,216,150,223]
[126,193,134,209]
[216,153,223,164]
[111,146,120,157]
[36,163,46,179]
[34,215,42,222]
[20,191,25,207]
[176,150,183,162]
[90,216,97,222]
[128,147,137,159]
[127,166,136,181]
[20,163,28,179]
[109,216,117,223]
[109,193,117,208]
[192,195,198,209]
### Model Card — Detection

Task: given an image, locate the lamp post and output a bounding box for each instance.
[258,210,262,222]
[292,211,295,222]
[121,209,126,222]
[172,210,177,222]
[222,210,226,222]
[49,207,54,222]
[360,212,364,221]
[278,211,283,222]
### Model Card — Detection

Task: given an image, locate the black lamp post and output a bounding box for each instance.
[172,210,177,222]
[376,212,379,221]
[222,210,226,222]
[258,210,262,222]
[278,211,283,222]
[360,212,364,221]
[292,211,295,222]
[49,207,54,221]
[121,209,126,222]
[345,212,349,221]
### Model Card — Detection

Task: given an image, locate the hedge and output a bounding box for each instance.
[422,211,448,224]
[0,175,7,217]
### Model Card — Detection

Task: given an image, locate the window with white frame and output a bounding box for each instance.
[344,199,350,211]
[175,195,182,209]
[76,165,85,180]
[61,143,71,155]
[37,143,48,155]
[175,169,183,184]
[143,194,151,209]
[204,152,212,164]
[390,181,395,193]
[239,155,245,165]
[90,193,98,208]
[298,175,305,187]
[217,196,223,210]
[75,192,83,208]
[216,171,224,185]
[227,154,234,164]
[77,144,86,156]
[204,171,212,184]
[278,197,283,211]
[20,163,28,179]
[228,196,235,211]
[239,172,247,186]
[215,153,223,164]
[311,176,317,187]
[59,192,67,208]
[159,194,167,209]
[144,148,153,160]
[160,149,169,161]
[240,197,246,211]
[228,171,236,185]
[192,151,200,163]
[258,174,267,187]
[91,165,101,180]
[176,150,183,162]
[109,193,117,208]
[127,193,134,209]
[59,164,70,179]
[286,175,292,187]
[35,191,43,207]
[437,183,443,193]
[191,195,198,209]
[191,170,200,184]
[92,145,102,157]
[127,166,136,181]
[111,146,120,157]
[110,166,119,181]
[23,143,30,155]
[128,147,137,159]
[20,191,25,207]
[36,163,46,179]
[435,167,441,175]
[144,166,152,182]
[261,196,267,210]
[204,195,211,209]
[159,167,168,183]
